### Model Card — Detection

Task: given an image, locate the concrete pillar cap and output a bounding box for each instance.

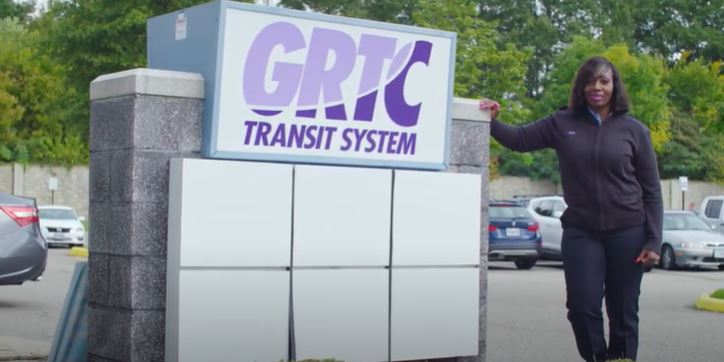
[90,68,204,101]
[453,97,491,123]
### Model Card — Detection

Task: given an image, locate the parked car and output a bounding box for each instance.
[488,201,541,269]
[659,210,724,270]
[699,195,724,234]
[0,192,47,285]
[514,196,567,260]
[38,205,86,247]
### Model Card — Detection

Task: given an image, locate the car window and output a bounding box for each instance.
[704,199,723,219]
[490,206,531,218]
[534,200,554,217]
[39,209,77,220]
[553,201,566,213]
[663,214,711,231]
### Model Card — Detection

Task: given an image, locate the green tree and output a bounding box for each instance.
[0,18,86,164]
[278,0,418,24]
[32,0,253,160]
[0,0,34,21]
[632,0,724,62]
[659,56,723,182]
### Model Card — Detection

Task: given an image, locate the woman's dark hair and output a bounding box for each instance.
[568,56,630,114]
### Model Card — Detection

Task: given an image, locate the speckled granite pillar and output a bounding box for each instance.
[88,69,204,362]
[449,98,490,362]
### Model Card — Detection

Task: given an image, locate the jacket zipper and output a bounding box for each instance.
[593,121,603,229]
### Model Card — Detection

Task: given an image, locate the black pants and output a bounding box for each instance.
[561,225,645,362]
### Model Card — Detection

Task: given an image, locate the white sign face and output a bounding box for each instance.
[213,8,455,169]
[48,177,58,191]
[679,176,688,192]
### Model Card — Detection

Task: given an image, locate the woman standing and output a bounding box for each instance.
[481,56,663,361]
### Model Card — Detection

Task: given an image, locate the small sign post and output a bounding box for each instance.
[678,176,688,210]
[48,177,58,205]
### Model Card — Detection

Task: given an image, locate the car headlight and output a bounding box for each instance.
[679,242,704,249]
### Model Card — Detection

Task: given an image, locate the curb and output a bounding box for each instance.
[69,247,89,257]
[694,292,724,313]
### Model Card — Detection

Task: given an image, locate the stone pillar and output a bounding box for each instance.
[450,97,490,362]
[87,69,204,361]
[87,69,489,362]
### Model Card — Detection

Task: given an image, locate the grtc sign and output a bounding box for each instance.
[148,1,456,169]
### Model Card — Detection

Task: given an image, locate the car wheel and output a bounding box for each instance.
[514,258,537,270]
[718,264,724,271]
[660,245,676,270]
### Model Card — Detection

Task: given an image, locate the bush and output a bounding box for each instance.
[711,289,724,300]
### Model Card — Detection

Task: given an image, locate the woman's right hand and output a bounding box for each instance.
[479,99,500,119]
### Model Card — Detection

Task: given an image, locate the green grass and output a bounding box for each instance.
[711,289,724,300]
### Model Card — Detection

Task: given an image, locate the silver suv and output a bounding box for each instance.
[514,196,567,260]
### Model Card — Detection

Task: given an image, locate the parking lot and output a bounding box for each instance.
[487,260,724,362]
[1,251,723,361]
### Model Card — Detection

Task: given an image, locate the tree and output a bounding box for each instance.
[632,0,724,62]
[31,0,253,160]
[278,0,418,24]
[0,0,34,22]
[0,18,86,164]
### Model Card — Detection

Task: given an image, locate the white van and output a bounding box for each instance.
[699,195,724,234]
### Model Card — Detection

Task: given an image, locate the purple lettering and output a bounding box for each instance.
[243,121,257,145]
[364,130,377,152]
[288,124,305,148]
[340,128,353,151]
[270,123,286,147]
[384,41,432,127]
[297,28,356,117]
[354,35,396,122]
[243,22,305,108]
[399,132,416,155]
[303,125,318,149]
[323,127,337,150]
[255,122,272,146]
[386,131,399,154]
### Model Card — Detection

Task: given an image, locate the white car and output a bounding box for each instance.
[660,210,724,270]
[515,196,567,260]
[699,195,724,234]
[38,205,86,247]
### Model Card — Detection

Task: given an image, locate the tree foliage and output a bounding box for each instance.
[0,0,721,181]
[0,18,86,164]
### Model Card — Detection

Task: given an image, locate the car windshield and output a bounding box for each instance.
[490,205,531,218]
[39,209,77,220]
[663,213,711,231]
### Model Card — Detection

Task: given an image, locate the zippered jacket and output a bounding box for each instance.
[491,108,663,252]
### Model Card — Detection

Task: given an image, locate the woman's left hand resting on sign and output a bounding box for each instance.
[479,99,500,119]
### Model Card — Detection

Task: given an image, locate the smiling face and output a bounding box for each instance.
[584,67,614,115]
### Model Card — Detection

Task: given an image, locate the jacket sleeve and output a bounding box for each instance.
[490,115,557,152]
[633,128,664,252]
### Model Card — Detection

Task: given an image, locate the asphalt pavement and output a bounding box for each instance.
[2,252,722,361]
[487,260,724,362]
[0,248,82,361]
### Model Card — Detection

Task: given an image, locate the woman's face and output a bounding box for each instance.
[584,67,614,111]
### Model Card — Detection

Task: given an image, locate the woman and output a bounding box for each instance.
[481,56,663,361]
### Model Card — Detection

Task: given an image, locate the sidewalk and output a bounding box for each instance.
[0,336,49,361]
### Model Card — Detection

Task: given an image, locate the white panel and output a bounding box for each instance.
[294,165,392,266]
[294,269,388,362]
[393,170,481,266]
[390,268,479,360]
[177,270,289,362]
[174,158,293,267]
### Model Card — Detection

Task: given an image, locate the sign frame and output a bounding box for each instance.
[148,0,457,170]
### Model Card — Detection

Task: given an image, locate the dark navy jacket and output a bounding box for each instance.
[491,108,663,252]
